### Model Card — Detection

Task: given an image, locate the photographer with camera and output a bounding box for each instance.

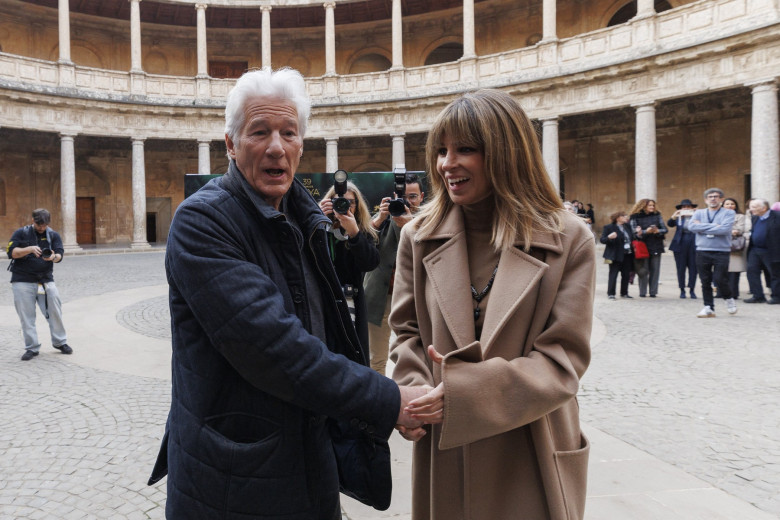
[6,208,72,361]
[363,170,425,374]
[319,171,380,352]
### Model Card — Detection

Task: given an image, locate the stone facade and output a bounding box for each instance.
[0,0,778,245]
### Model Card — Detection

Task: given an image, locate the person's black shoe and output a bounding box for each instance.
[689,290,697,299]
[768,298,780,305]
[649,294,657,298]
[54,344,73,355]
[744,297,767,303]
[21,350,39,361]
[679,289,686,299]
[621,295,633,299]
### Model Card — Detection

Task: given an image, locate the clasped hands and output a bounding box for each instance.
[396,345,444,442]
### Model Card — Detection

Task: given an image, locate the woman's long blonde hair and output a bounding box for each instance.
[416,89,564,252]
[321,181,378,242]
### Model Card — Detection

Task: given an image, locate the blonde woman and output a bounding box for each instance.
[319,181,379,352]
[390,89,595,519]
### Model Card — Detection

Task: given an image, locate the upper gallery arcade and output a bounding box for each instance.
[0,0,778,248]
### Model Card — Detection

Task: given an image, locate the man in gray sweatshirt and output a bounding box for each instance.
[686,187,736,318]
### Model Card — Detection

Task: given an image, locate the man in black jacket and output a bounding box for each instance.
[148,68,426,519]
[6,208,72,361]
[745,198,780,304]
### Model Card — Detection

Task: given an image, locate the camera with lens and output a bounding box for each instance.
[331,170,352,215]
[41,248,53,258]
[388,167,410,217]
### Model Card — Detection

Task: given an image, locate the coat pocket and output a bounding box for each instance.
[553,432,589,520]
[199,412,312,515]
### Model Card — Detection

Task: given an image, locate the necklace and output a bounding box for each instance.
[471,262,499,321]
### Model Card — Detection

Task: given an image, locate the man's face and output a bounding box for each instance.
[33,221,48,233]
[749,200,768,216]
[705,192,722,209]
[225,95,303,210]
[405,182,424,212]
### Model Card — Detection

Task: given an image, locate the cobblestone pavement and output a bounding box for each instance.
[580,253,780,516]
[1,250,778,518]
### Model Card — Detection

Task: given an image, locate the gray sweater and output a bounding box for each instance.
[686,207,735,252]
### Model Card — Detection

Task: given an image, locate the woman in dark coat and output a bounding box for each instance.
[320,181,379,351]
[630,198,668,297]
[600,211,635,299]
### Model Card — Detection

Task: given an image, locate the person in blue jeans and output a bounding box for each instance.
[686,188,737,318]
[6,208,73,361]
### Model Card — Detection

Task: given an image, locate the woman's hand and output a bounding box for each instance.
[319,198,333,216]
[607,231,618,240]
[334,211,360,238]
[404,346,445,424]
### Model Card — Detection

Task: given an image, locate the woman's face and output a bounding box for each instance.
[345,191,357,216]
[436,134,491,206]
[723,199,736,211]
[646,200,656,213]
[617,214,628,224]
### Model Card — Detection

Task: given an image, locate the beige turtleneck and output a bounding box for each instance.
[460,197,501,340]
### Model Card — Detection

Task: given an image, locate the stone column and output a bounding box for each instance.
[324,3,336,76]
[198,140,211,175]
[325,138,339,173]
[633,102,657,201]
[131,138,151,249]
[749,80,780,202]
[391,0,403,69]
[391,134,406,169]
[462,0,476,58]
[636,0,655,18]
[196,4,208,77]
[130,0,143,72]
[59,133,81,252]
[261,6,272,68]
[57,0,71,63]
[541,117,560,193]
[542,0,557,42]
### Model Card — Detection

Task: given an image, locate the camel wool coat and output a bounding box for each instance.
[390,207,595,520]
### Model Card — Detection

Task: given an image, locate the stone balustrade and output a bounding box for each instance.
[0,0,777,138]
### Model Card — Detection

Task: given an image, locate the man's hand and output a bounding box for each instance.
[396,386,429,442]
[372,197,392,229]
[392,202,414,228]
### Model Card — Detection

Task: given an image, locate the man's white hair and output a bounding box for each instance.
[224,67,311,144]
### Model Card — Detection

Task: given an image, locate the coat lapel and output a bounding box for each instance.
[479,247,549,356]
[480,225,563,357]
[421,210,476,351]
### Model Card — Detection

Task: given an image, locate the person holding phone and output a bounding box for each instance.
[630,199,668,298]
[668,198,699,298]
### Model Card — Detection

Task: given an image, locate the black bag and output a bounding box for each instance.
[329,418,392,510]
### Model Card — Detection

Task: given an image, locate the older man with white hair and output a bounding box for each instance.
[745,198,780,304]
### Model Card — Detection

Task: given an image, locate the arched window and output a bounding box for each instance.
[349,53,392,74]
[608,1,673,27]
[425,43,463,66]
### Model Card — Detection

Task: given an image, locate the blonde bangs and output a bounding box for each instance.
[418,90,565,251]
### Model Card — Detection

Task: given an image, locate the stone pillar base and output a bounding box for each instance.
[63,244,83,253]
[130,241,152,250]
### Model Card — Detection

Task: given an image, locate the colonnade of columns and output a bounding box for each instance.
[55,0,659,76]
[539,80,779,204]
